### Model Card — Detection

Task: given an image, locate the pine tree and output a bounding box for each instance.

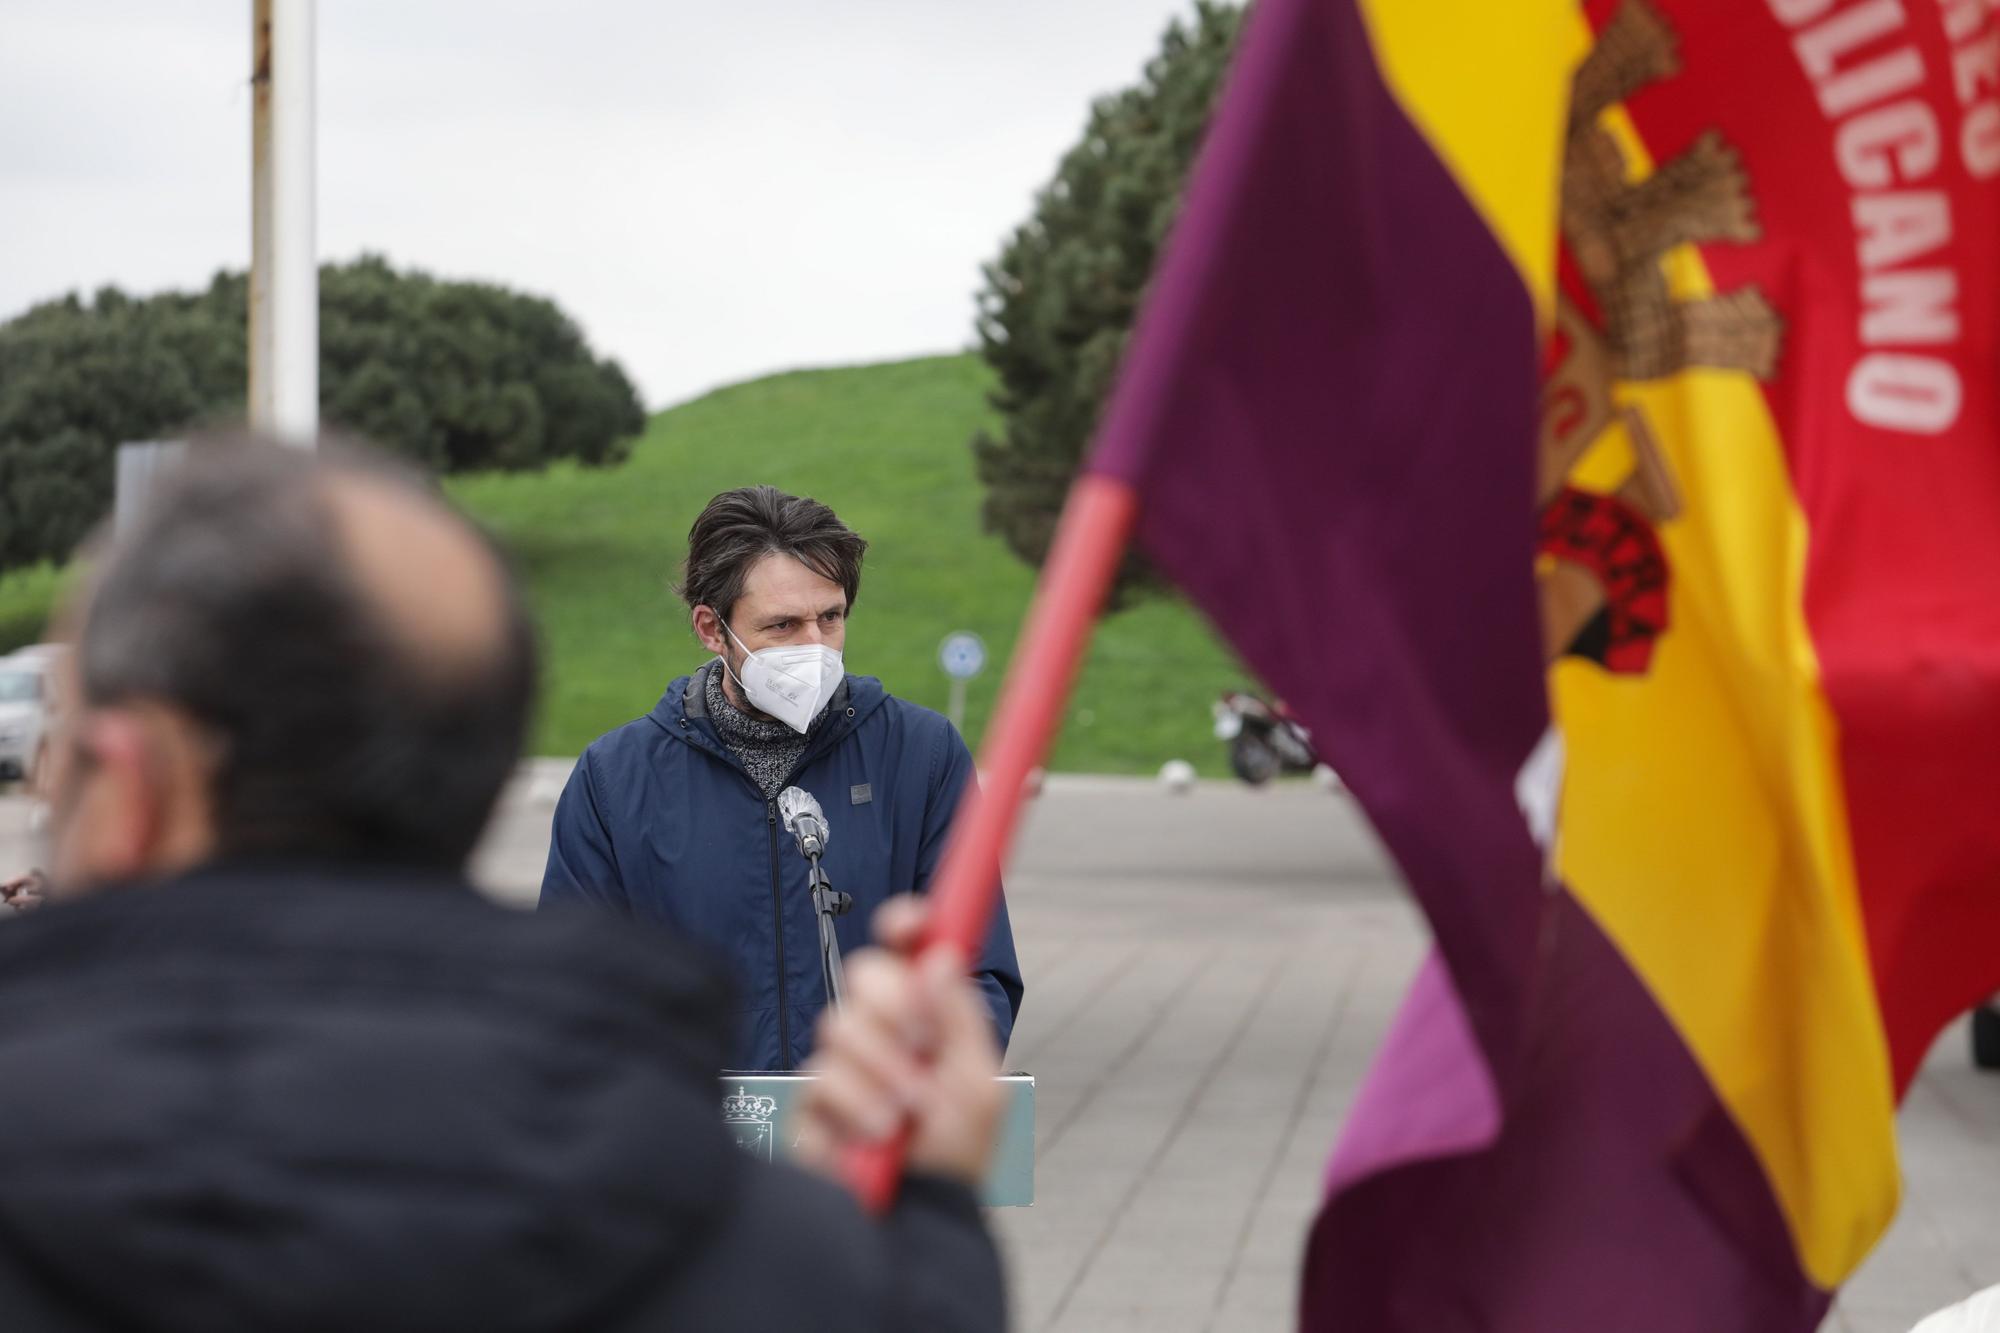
[970,1,1241,606]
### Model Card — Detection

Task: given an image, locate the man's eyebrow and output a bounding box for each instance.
[763,603,846,626]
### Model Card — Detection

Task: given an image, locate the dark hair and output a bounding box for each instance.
[77,432,538,871]
[677,485,868,625]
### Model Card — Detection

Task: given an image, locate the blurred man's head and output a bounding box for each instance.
[45,434,535,891]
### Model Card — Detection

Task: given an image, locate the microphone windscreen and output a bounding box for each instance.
[777,786,830,850]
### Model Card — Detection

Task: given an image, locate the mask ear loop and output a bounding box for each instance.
[710,609,752,693]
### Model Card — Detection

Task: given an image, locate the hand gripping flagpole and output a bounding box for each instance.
[843,472,1138,1212]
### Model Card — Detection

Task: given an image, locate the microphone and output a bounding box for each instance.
[778,786,830,860]
[782,785,849,1009]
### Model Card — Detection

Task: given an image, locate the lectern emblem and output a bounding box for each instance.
[722,1086,779,1162]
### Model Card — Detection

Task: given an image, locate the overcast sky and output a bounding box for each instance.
[1,1,1194,407]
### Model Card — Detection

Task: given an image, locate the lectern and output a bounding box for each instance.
[720,1073,1035,1206]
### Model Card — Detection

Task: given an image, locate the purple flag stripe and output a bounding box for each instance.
[1087,0,1549,1066]
[1305,893,1827,1332]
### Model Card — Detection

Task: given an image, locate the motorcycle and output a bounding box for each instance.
[1213,691,1321,786]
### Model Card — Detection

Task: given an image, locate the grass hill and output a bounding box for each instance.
[0,354,1250,772]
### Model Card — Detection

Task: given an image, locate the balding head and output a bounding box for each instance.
[58,432,536,882]
[321,466,516,687]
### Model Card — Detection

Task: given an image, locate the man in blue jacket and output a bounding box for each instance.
[540,485,1024,1070]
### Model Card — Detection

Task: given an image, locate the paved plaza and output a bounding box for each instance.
[5,771,1995,1331]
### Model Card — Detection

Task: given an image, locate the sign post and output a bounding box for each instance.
[938,631,987,734]
[114,441,188,535]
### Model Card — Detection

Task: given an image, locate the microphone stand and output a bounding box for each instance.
[805,850,852,1010]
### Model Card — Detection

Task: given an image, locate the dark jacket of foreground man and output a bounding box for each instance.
[0,866,1004,1333]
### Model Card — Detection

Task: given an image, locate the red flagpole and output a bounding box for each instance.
[843,472,1139,1211]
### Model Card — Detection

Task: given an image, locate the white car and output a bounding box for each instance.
[0,652,54,785]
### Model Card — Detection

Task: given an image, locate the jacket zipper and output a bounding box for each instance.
[765,799,792,1070]
[679,670,858,1072]
[762,730,851,1072]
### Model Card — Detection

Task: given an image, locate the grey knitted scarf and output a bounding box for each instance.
[703,663,814,799]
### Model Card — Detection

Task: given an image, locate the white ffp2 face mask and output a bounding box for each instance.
[719,620,845,735]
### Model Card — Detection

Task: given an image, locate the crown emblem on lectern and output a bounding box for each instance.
[722,1087,778,1124]
[722,1085,780,1163]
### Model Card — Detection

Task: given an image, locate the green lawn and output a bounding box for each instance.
[0,354,1253,772]
[0,564,63,656]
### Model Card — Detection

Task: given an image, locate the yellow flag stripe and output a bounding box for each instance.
[1551,110,1899,1286]
[1354,3,1897,1284]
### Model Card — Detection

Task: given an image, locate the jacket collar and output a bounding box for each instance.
[651,661,887,777]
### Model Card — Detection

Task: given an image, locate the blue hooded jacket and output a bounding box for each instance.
[539,664,1023,1071]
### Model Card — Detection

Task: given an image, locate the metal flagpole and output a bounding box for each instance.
[249,0,318,447]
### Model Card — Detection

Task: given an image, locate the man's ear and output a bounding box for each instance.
[59,711,164,886]
[692,605,728,657]
[54,705,219,892]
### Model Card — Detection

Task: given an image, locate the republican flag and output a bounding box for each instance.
[1077,0,2000,1327]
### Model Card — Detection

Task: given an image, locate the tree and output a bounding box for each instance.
[0,257,646,571]
[971,1,1242,606]
[0,295,205,568]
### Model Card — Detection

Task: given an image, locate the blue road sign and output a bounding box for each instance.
[939,631,987,681]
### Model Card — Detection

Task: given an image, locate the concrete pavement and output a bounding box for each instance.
[3,772,1995,1331]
